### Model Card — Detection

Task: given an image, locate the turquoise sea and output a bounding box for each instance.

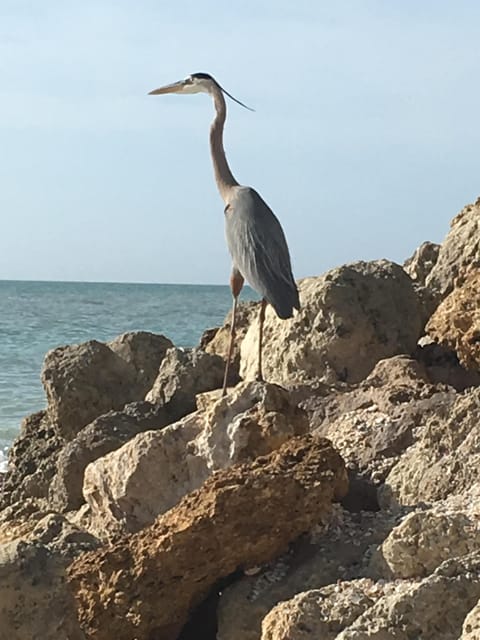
[0,280,256,471]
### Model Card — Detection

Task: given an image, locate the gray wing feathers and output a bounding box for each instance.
[225,188,300,319]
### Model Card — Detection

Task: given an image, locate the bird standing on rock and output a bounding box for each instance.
[149,73,299,394]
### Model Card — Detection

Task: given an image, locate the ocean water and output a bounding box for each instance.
[0,280,256,470]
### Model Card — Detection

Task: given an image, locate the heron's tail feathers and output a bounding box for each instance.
[269,282,300,319]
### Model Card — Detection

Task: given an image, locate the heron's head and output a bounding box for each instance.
[149,73,253,110]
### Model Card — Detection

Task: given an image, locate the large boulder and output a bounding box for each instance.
[83,382,309,539]
[380,386,480,508]
[48,401,169,512]
[67,434,348,640]
[426,197,480,300]
[426,269,480,372]
[41,332,172,440]
[240,260,425,387]
[145,347,228,419]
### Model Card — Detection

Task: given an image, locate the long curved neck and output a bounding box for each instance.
[209,86,239,202]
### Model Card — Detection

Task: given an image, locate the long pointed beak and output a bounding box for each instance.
[148,80,184,95]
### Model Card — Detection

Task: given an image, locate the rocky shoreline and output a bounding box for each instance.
[0,198,479,639]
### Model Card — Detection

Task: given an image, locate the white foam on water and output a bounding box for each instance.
[0,449,8,474]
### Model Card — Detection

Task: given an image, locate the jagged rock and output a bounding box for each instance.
[380,387,480,508]
[299,356,454,503]
[461,599,480,639]
[260,554,480,640]
[426,197,480,300]
[107,331,173,396]
[0,512,99,640]
[371,485,480,579]
[0,498,51,545]
[0,539,86,640]
[145,347,229,419]
[0,411,65,508]
[336,553,480,640]
[426,269,480,372]
[83,382,309,539]
[26,513,100,557]
[260,580,383,640]
[217,508,398,640]
[240,261,425,387]
[201,301,259,372]
[67,435,348,640]
[404,241,440,285]
[48,401,169,512]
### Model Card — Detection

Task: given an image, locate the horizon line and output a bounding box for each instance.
[0,278,238,287]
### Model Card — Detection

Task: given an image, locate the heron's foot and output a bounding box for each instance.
[255,373,264,383]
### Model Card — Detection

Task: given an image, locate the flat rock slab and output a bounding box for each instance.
[67,434,348,640]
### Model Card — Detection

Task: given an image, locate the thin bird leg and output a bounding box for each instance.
[222,269,244,396]
[257,298,267,382]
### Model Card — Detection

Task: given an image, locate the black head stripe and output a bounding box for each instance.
[190,72,255,111]
[191,72,214,80]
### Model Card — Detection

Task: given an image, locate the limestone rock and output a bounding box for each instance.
[404,241,440,285]
[337,553,480,640]
[380,387,480,508]
[0,512,98,640]
[426,269,480,372]
[0,498,51,545]
[0,411,65,508]
[145,347,229,419]
[426,197,480,300]
[67,435,348,640]
[300,356,454,505]
[371,485,480,579]
[461,599,480,639]
[41,340,138,439]
[260,580,381,640]
[48,401,169,512]
[240,261,425,387]
[0,540,85,640]
[83,382,309,539]
[107,331,173,396]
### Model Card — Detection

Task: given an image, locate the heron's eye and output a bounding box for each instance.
[186,76,194,84]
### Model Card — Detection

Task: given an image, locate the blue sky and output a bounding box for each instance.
[1,0,479,284]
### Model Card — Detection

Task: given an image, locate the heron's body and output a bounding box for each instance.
[225,186,299,319]
[149,72,299,392]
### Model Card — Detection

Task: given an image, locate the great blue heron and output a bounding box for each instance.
[149,73,299,395]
